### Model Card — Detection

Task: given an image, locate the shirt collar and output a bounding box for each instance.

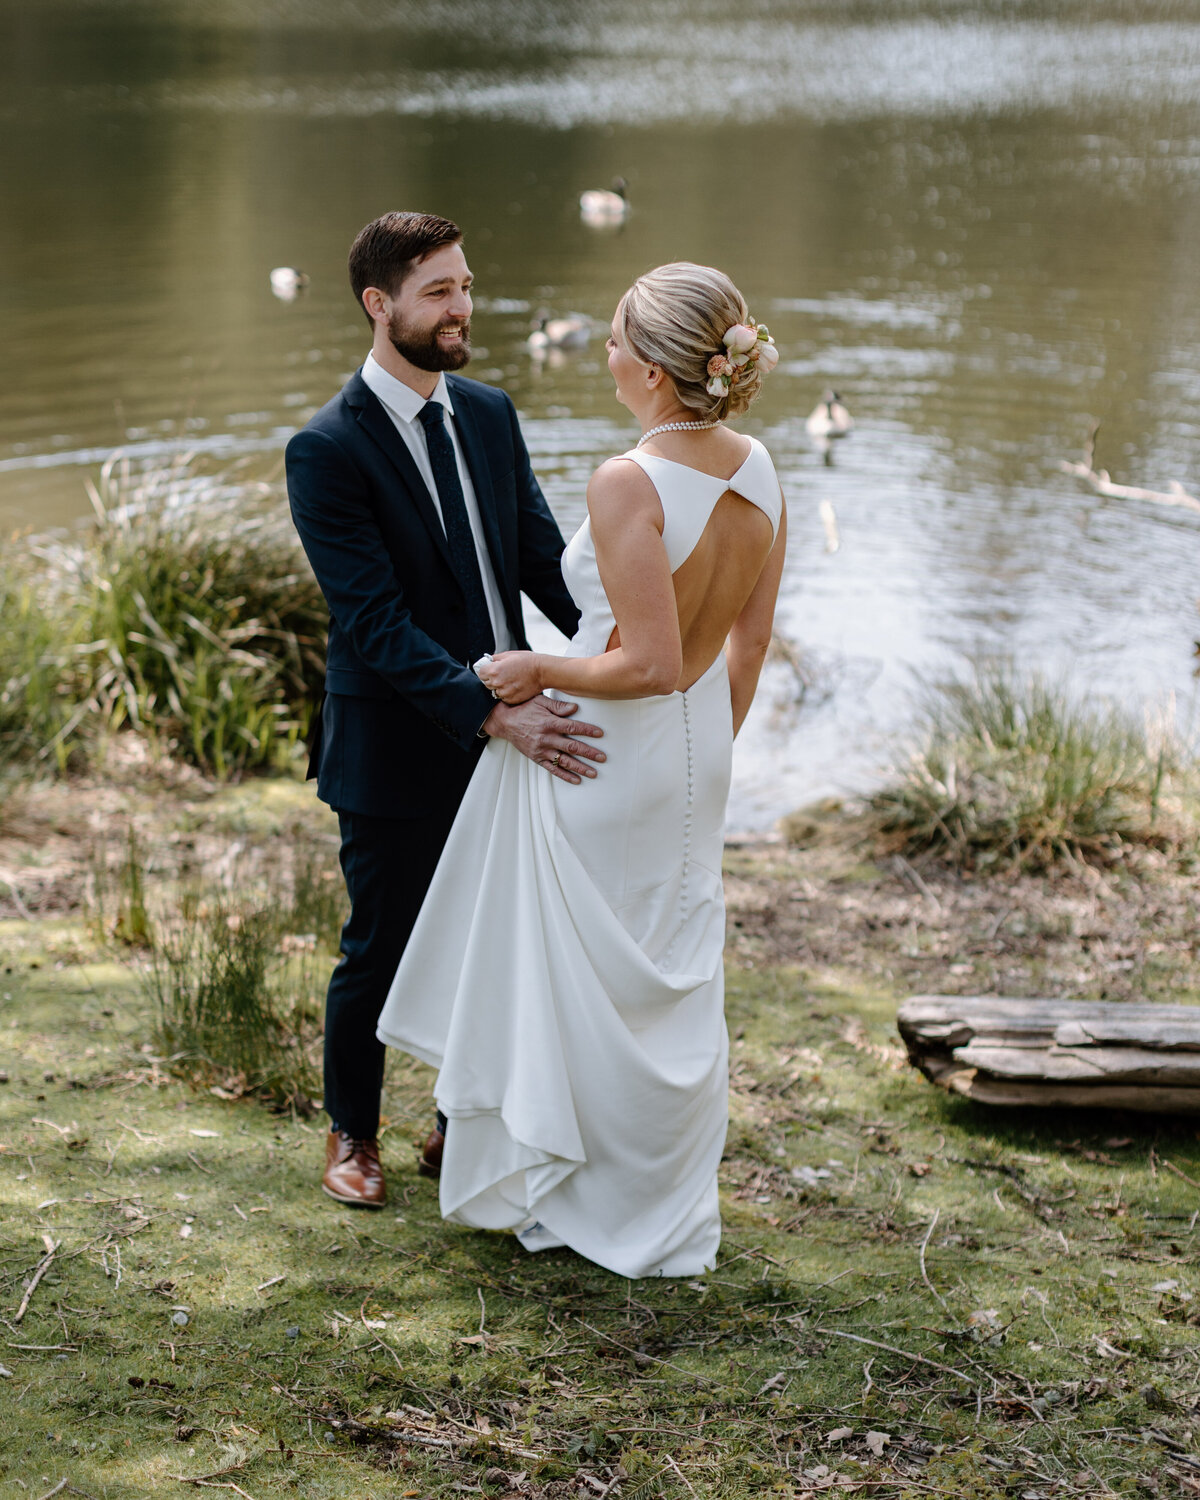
[362,352,454,423]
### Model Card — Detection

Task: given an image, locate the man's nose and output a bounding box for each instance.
[450,291,472,321]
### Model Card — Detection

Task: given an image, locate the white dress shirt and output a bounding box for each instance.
[361,352,514,652]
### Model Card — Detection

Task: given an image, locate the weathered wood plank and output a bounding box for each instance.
[954,1044,1200,1086]
[897,994,1200,1115]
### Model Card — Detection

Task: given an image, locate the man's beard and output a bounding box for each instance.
[387,309,472,372]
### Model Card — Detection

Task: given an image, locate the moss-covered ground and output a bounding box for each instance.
[2,777,1200,1498]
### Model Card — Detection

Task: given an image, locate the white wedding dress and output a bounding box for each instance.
[376,437,782,1278]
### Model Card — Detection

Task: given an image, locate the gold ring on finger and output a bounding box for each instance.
[551,751,562,767]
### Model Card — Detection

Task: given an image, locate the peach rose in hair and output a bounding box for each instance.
[722,324,758,355]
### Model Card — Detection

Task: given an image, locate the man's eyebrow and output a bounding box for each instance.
[416,272,474,292]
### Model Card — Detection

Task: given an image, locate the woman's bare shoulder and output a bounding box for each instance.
[586,455,662,518]
[585,456,666,540]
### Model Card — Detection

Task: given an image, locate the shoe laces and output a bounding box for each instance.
[337,1134,379,1164]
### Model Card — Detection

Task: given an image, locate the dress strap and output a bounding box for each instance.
[620,437,782,572]
[724,438,782,541]
[618,451,727,573]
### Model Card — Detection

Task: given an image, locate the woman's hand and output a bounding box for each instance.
[476,650,545,705]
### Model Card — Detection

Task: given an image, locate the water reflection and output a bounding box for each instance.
[2,0,1199,824]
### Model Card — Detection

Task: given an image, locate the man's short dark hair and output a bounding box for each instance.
[348,211,463,325]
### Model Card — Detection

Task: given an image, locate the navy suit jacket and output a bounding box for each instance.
[286,368,580,820]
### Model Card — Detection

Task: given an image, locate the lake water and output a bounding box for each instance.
[3,0,1200,827]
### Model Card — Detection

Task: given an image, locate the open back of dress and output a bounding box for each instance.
[376,437,782,1278]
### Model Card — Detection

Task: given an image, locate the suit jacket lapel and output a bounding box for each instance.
[448,379,521,627]
[345,372,456,574]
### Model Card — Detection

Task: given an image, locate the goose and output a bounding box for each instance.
[269,267,310,301]
[527,311,591,355]
[579,177,629,227]
[805,390,854,441]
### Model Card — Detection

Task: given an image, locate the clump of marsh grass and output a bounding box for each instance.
[81,815,342,1108]
[7,451,326,780]
[145,860,333,1108]
[0,555,84,784]
[870,665,1192,870]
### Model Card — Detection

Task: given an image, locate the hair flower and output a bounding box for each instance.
[708,317,779,398]
[722,323,759,356]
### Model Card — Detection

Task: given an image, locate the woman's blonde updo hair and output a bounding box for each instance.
[615,262,766,422]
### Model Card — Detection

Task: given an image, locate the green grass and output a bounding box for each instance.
[869,665,1192,871]
[1,453,326,784]
[3,784,1200,1497]
[0,555,82,784]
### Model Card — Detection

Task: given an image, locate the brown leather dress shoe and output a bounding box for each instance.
[417,1126,444,1179]
[322,1130,386,1208]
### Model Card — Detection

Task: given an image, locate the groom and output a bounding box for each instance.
[286,211,603,1209]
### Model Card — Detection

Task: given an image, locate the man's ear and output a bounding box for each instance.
[362,287,388,324]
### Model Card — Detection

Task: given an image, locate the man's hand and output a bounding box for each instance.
[482,695,605,784]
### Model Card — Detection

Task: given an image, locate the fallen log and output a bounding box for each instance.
[1059,420,1200,515]
[897,994,1200,1114]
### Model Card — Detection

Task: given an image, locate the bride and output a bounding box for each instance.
[376,262,786,1278]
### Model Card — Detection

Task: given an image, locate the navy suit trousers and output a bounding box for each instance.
[324,805,458,1139]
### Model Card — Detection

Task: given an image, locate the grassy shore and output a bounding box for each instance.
[0,459,324,786]
[2,775,1200,1498]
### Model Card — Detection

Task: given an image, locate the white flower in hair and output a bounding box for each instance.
[708,319,778,396]
[722,323,759,355]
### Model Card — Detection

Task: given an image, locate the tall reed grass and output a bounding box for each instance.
[3,453,326,780]
[0,559,79,785]
[870,665,1191,870]
[140,839,341,1106]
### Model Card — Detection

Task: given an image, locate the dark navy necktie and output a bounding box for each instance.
[416,400,495,661]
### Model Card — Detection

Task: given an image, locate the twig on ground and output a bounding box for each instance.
[949,1158,1048,1216]
[918,1208,949,1311]
[15,1242,60,1325]
[664,1454,699,1497]
[168,1482,259,1499]
[1162,1159,1200,1192]
[578,1318,719,1387]
[827,1329,976,1389]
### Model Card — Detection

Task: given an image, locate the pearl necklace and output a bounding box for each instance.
[636,420,720,449]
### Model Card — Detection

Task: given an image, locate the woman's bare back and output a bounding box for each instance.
[606,434,778,692]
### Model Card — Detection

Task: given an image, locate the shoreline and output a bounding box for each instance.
[3,765,1196,1017]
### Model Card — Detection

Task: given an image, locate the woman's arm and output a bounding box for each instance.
[482,459,683,702]
[726,493,786,736]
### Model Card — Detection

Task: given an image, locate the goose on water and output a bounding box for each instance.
[579,177,629,226]
[270,267,310,301]
[805,389,854,441]
[527,311,590,354]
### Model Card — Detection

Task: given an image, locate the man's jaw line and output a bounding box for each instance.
[372,321,472,393]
